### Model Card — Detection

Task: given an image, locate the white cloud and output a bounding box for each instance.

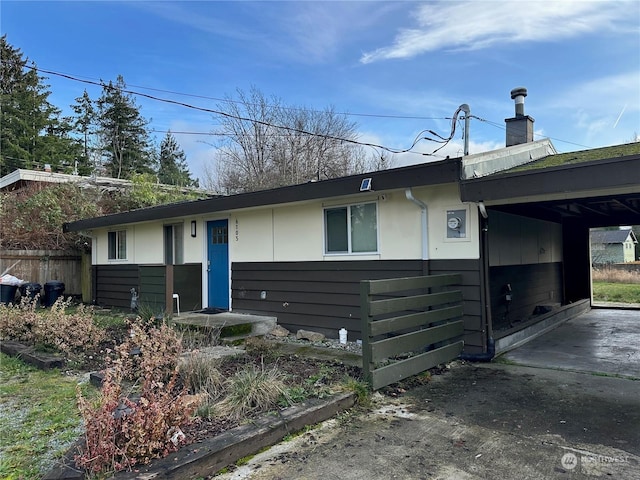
[361,1,630,63]
[541,70,640,145]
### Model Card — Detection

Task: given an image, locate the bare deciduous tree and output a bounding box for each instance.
[206,87,383,194]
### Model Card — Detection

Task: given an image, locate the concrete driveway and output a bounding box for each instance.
[216,309,640,479]
[502,308,640,379]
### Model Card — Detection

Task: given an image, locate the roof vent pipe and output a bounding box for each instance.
[511,87,527,117]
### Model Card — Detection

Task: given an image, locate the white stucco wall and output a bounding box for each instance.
[132,223,162,264]
[91,182,481,265]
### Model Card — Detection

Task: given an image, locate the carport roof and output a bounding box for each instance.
[460,142,640,227]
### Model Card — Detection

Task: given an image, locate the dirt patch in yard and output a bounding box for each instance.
[183,351,362,443]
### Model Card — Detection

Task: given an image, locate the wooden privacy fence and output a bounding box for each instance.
[360,274,464,390]
[0,250,89,298]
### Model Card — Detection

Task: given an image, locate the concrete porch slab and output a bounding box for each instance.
[172,311,277,337]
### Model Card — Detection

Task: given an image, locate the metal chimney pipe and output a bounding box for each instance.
[510,87,527,116]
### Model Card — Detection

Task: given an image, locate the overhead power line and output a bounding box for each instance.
[469,115,592,149]
[26,66,450,120]
[23,64,468,157]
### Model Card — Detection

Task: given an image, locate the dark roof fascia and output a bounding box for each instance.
[64,158,461,232]
[460,153,640,203]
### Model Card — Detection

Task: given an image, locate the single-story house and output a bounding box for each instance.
[590,229,638,265]
[64,91,640,357]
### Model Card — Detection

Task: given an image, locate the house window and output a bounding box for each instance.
[325,202,377,254]
[108,230,127,260]
[164,223,184,265]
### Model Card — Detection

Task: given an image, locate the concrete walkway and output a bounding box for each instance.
[502,308,640,378]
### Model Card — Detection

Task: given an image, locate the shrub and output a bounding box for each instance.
[178,353,225,419]
[115,317,182,382]
[75,318,198,474]
[0,296,104,362]
[0,295,39,344]
[217,364,290,420]
[35,299,105,358]
[179,353,224,397]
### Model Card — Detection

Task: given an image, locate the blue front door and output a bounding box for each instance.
[207,220,229,309]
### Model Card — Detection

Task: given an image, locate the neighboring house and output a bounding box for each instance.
[590,229,638,264]
[64,90,640,357]
[0,168,133,192]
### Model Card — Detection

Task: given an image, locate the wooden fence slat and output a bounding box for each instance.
[361,273,466,390]
[369,290,462,316]
[360,281,374,386]
[370,305,463,337]
[370,320,464,362]
[370,341,464,390]
[367,273,462,295]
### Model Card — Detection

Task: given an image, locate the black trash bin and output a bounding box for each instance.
[0,284,18,305]
[43,281,65,307]
[19,282,42,302]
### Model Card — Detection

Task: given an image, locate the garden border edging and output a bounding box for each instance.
[44,392,357,480]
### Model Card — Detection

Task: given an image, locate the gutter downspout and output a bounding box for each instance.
[460,202,495,362]
[405,188,429,261]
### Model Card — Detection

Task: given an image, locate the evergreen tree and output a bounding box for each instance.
[70,89,97,175]
[157,131,197,187]
[0,35,80,173]
[96,75,153,179]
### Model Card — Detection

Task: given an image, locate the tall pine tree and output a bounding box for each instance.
[0,35,80,173]
[70,89,97,175]
[96,75,153,179]
[157,131,197,187]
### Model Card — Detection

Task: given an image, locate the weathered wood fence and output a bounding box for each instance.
[360,274,464,390]
[0,250,89,298]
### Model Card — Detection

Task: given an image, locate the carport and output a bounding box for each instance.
[501,308,640,378]
[460,143,640,358]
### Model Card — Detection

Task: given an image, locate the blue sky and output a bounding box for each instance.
[3,1,639,183]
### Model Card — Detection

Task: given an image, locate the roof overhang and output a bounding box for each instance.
[460,153,640,226]
[64,158,462,232]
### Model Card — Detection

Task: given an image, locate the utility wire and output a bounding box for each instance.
[36,68,448,121]
[469,115,592,149]
[26,65,457,156]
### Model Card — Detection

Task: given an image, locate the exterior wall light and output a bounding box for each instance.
[191,220,197,237]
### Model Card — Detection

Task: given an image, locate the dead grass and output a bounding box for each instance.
[592,267,640,284]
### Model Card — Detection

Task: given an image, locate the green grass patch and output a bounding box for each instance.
[0,353,96,479]
[593,282,640,304]
[220,323,252,338]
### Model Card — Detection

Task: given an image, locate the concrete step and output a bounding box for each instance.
[172,311,277,341]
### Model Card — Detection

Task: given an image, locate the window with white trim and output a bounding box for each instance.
[107,230,127,260]
[324,202,377,254]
